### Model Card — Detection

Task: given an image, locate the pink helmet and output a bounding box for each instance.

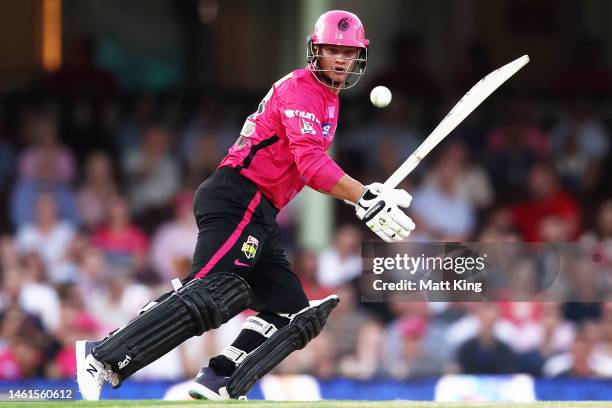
[311,10,369,49]
[307,10,369,89]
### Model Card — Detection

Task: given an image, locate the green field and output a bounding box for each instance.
[4,401,612,408]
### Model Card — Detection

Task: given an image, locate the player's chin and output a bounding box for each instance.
[325,71,348,85]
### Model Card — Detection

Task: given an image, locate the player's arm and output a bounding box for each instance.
[327,173,365,203]
[280,100,415,242]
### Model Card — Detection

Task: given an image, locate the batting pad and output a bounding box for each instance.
[92,273,252,384]
[226,294,339,398]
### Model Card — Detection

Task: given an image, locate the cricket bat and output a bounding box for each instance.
[383,54,530,189]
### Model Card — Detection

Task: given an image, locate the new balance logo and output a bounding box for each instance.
[118,355,131,370]
[86,363,98,378]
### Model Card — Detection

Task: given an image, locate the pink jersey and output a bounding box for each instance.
[219,68,345,209]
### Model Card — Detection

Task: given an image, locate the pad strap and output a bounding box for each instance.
[220,345,248,365]
[242,316,278,338]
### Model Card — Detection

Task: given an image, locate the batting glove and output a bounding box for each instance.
[355,183,416,242]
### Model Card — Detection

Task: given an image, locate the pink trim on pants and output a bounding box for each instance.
[194,191,262,279]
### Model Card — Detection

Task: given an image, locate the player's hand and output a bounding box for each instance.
[355,183,415,242]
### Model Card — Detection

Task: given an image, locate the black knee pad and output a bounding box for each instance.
[226,294,339,398]
[93,273,252,384]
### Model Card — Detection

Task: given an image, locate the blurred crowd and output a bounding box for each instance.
[0,33,611,383]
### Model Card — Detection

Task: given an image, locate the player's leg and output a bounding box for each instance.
[189,227,339,400]
[76,168,267,400]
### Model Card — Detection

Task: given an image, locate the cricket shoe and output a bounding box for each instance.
[76,340,117,400]
[188,367,246,400]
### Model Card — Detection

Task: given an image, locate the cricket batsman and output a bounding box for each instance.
[76,10,415,400]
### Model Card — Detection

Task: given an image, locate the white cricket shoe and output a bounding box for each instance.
[76,340,113,400]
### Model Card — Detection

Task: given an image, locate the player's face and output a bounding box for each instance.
[317,44,361,84]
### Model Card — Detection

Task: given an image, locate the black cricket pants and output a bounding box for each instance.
[184,166,309,313]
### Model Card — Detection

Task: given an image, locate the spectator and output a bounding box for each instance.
[580,199,612,268]
[15,192,76,280]
[537,302,576,357]
[543,327,598,378]
[289,331,337,380]
[0,305,46,380]
[150,192,197,282]
[322,284,372,362]
[317,225,362,288]
[18,113,76,185]
[591,301,612,377]
[0,338,43,380]
[506,301,576,375]
[384,317,441,379]
[179,98,236,169]
[122,124,180,217]
[550,99,609,191]
[511,162,580,242]
[421,142,493,210]
[0,267,23,311]
[115,95,155,154]
[294,249,333,301]
[91,195,148,272]
[11,158,78,228]
[496,256,542,323]
[339,320,385,379]
[410,146,477,241]
[184,131,222,189]
[456,303,518,374]
[46,284,101,379]
[77,151,119,230]
[563,256,604,323]
[0,235,19,273]
[87,273,153,333]
[485,100,549,197]
[384,300,452,377]
[17,252,61,331]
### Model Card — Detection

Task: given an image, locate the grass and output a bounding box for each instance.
[3,401,612,408]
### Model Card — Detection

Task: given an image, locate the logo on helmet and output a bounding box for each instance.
[337,17,351,31]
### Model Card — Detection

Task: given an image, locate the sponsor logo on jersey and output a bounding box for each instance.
[241,235,259,259]
[299,118,317,135]
[240,119,256,137]
[284,109,321,124]
[233,135,251,150]
[233,119,256,150]
[322,123,332,137]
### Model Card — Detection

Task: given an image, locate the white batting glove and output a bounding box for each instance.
[355,183,416,242]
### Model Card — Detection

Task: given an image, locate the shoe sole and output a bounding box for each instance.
[188,382,224,400]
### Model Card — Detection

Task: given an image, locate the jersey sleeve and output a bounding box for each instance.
[278,91,345,192]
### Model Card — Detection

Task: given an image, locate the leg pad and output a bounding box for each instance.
[226,294,338,398]
[93,273,252,383]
